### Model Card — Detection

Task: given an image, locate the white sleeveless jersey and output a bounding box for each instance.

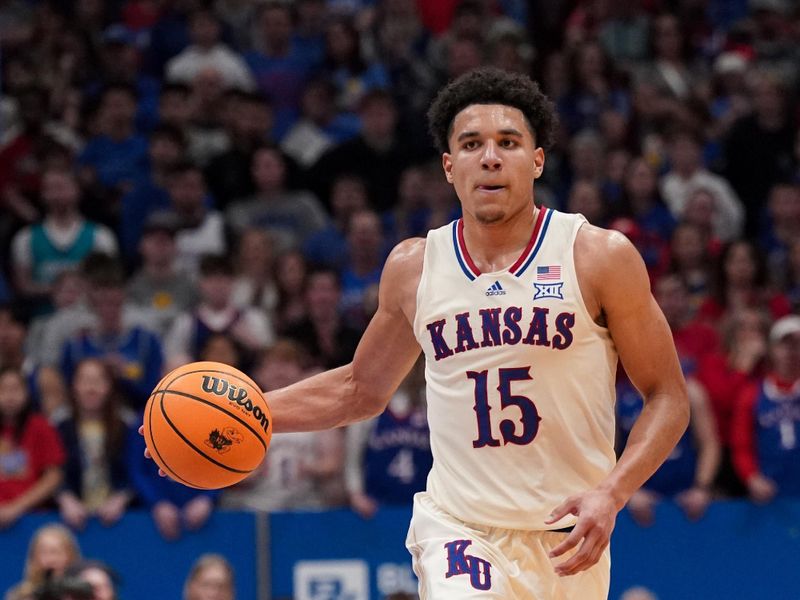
[412,208,618,530]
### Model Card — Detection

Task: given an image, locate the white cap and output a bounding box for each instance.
[769,315,800,344]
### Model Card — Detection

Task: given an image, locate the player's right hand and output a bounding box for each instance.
[138,425,168,477]
[546,488,618,577]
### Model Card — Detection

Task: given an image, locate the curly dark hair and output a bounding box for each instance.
[427,67,558,153]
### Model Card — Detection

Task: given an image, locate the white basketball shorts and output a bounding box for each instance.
[405,492,610,599]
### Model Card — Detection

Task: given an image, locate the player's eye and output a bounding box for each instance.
[463,140,479,150]
[500,139,517,148]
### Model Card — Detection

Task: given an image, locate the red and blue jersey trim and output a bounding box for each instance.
[451,207,552,281]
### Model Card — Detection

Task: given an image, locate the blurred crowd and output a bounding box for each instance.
[0,0,799,598]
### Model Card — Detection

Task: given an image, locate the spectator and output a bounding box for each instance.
[567,181,607,227]
[127,426,218,541]
[761,182,800,283]
[322,16,389,113]
[183,554,235,600]
[10,167,118,311]
[127,213,199,336]
[618,374,720,525]
[284,268,362,369]
[639,13,706,103]
[280,78,360,169]
[559,40,630,135]
[778,238,800,313]
[198,334,244,371]
[370,0,437,115]
[699,240,791,325]
[162,161,227,277]
[230,228,278,318]
[166,8,254,92]
[696,309,771,496]
[164,254,274,370]
[680,188,725,256]
[339,209,388,329]
[723,72,796,236]
[310,89,417,211]
[0,86,62,226]
[244,2,321,138]
[560,129,606,205]
[118,124,185,263]
[4,523,81,600]
[86,24,161,135]
[653,274,719,375]
[0,307,28,373]
[221,340,344,512]
[65,560,119,600]
[668,223,714,309]
[304,173,369,269]
[660,130,744,242]
[225,145,328,253]
[0,368,64,529]
[204,91,274,208]
[346,357,431,519]
[59,256,164,410]
[616,157,675,278]
[26,271,85,370]
[55,358,136,531]
[731,315,800,502]
[383,166,436,244]
[77,83,148,203]
[273,250,309,335]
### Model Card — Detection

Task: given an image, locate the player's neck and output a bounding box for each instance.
[461,204,540,273]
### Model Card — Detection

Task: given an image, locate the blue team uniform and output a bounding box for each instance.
[617,379,696,496]
[364,407,432,504]
[754,380,800,497]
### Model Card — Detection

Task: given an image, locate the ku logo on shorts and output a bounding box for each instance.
[444,539,493,591]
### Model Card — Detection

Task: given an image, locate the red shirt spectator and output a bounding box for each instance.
[0,368,65,529]
[699,239,792,325]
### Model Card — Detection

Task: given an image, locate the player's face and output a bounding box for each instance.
[443,104,544,225]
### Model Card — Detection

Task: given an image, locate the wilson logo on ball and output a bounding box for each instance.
[204,427,243,454]
[201,376,270,433]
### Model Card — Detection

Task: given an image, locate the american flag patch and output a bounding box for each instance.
[537,265,561,280]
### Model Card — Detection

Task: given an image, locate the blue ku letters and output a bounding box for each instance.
[444,539,492,590]
[426,306,575,361]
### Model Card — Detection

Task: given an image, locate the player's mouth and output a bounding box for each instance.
[476,185,506,193]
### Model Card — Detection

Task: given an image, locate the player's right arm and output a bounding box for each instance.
[265,238,425,433]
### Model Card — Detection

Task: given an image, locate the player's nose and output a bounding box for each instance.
[480,140,502,170]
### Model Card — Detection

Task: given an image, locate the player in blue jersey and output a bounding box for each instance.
[145,68,689,598]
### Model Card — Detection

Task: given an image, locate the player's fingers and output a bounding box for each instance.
[143,447,151,459]
[159,469,167,477]
[138,425,144,436]
[545,496,579,524]
[555,531,604,576]
[548,520,588,558]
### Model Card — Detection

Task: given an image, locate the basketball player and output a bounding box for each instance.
[147,68,690,598]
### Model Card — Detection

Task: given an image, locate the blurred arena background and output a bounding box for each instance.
[0,0,798,598]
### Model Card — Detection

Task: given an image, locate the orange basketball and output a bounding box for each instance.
[142,361,272,489]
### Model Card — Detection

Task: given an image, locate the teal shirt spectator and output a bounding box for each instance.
[30,221,96,285]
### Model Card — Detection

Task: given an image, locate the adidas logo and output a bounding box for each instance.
[485,281,507,296]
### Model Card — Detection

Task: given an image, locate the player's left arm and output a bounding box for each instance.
[548,226,690,575]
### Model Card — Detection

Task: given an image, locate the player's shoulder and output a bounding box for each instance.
[378,237,426,318]
[383,237,427,279]
[574,222,649,307]
[575,222,644,276]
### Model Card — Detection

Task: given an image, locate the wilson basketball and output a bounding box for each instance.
[143,361,272,489]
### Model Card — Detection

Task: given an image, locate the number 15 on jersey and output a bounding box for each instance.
[468,367,541,448]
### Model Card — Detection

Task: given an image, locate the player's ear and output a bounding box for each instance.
[532,147,545,180]
[442,152,454,184]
